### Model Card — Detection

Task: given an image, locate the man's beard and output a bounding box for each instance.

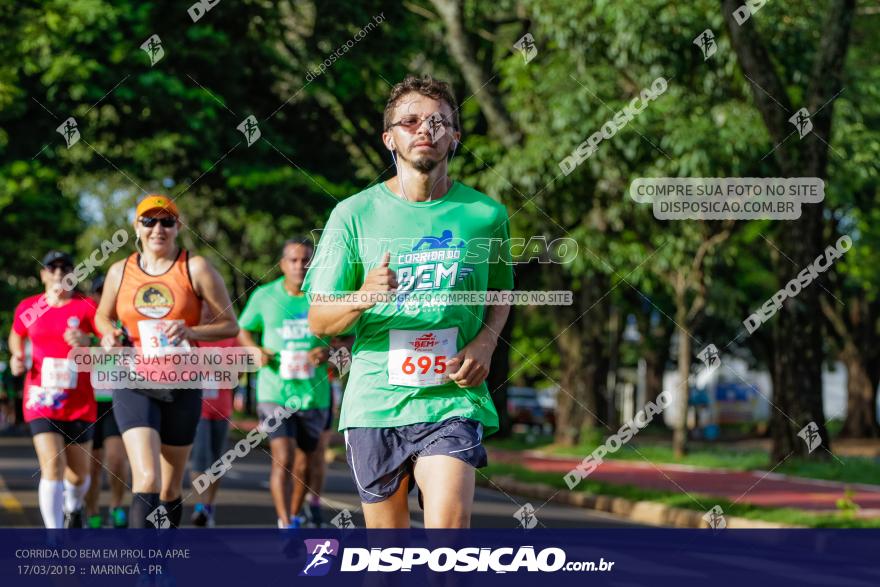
[412,157,439,173]
[401,149,442,173]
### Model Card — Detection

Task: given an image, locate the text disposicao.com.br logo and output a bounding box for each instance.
[299,540,614,574]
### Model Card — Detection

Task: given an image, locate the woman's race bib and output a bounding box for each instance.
[41,357,77,390]
[388,327,457,387]
[138,319,192,358]
[280,350,314,380]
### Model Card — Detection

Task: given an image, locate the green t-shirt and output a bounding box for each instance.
[302,181,514,435]
[238,278,330,409]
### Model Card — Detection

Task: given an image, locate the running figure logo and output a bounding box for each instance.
[513,33,538,64]
[797,421,822,453]
[147,505,171,529]
[514,503,538,529]
[56,117,80,149]
[693,29,716,60]
[413,229,465,251]
[697,344,721,374]
[300,539,340,576]
[237,115,261,147]
[330,509,355,529]
[789,108,813,138]
[328,347,351,377]
[702,505,727,530]
[140,34,165,66]
[425,112,447,143]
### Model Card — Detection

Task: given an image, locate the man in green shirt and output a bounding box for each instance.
[304,75,513,528]
[238,238,331,529]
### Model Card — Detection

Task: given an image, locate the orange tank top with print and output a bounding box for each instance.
[116,249,202,347]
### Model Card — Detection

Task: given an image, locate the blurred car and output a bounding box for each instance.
[507,387,545,428]
[536,386,557,431]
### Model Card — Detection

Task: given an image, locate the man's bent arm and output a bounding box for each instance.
[308,294,370,338]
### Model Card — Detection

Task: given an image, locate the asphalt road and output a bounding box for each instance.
[0,435,642,529]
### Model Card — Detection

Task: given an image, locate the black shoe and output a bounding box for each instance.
[64,508,84,528]
[191,504,208,527]
[308,504,323,527]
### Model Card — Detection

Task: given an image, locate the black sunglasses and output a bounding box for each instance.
[139,217,177,228]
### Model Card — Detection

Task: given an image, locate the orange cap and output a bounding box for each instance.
[136,194,179,218]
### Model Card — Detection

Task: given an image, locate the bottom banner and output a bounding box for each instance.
[2,529,878,586]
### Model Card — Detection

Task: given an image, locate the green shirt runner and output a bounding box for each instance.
[302,180,514,435]
[238,277,330,410]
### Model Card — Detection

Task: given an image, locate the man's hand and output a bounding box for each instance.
[258,347,275,368]
[446,332,497,388]
[63,327,90,348]
[356,251,398,309]
[10,351,26,377]
[308,347,330,366]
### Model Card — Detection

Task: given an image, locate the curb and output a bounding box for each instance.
[476,474,801,528]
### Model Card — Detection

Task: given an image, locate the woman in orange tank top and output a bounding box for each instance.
[95,195,238,529]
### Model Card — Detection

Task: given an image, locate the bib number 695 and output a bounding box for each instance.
[402,355,447,375]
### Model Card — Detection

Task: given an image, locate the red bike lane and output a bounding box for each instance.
[490,449,880,512]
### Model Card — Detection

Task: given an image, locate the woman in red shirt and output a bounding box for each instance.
[8,251,99,528]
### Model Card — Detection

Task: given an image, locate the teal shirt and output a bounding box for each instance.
[302,181,514,434]
[238,278,330,409]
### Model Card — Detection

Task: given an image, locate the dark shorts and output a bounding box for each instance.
[190,418,230,472]
[257,402,327,452]
[29,419,94,445]
[344,417,487,504]
[92,401,121,450]
[112,390,203,447]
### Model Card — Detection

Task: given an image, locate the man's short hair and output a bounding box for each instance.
[383,75,460,132]
[282,237,313,257]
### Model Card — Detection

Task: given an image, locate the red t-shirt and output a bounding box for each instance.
[13,293,99,423]
[200,337,236,420]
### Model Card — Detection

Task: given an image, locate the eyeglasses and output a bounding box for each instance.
[45,264,72,273]
[139,217,177,228]
[387,113,453,133]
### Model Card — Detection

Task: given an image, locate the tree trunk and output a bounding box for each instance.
[642,320,671,406]
[553,275,610,446]
[822,295,880,438]
[605,306,621,429]
[723,0,855,462]
[555,323,590,446]
[672,296,690,458]
[428,0,519,147]
[839,347,880,438]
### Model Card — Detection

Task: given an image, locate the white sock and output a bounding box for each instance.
[63,476,90,513]
[38,479,64,528]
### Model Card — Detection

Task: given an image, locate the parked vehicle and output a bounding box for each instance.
[507,386,545,429]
